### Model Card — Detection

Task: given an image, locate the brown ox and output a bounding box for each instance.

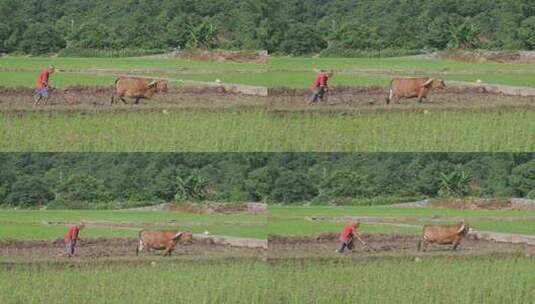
[111,77,168,105]
[417,222,470,252]
[387,77,445,104]
[136,230,193,256]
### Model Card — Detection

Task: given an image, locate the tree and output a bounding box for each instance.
[6,175,54,207]
[149,168,177,201]
[327,22,381,50]
[447,22,481,49]
[57,174,111,203]
[67,22,118,49]
[186,22,219,49]
[509,160,535,197]
[175,170,211,202]
[438,170,473,197]
[245,166,277,201]
[271,171,318,203]
[319,170,370,199]
[279,23,326,55]
[518,17,535,49]
[18,23,65,55]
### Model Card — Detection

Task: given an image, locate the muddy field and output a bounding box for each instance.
[0,86,534,112]
[0,237,265,264]
[268,234,530,261]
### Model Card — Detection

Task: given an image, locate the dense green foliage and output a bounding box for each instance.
[0,153,532,208]
[2,0,535,55]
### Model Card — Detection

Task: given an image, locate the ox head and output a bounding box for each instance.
[148,80,169,93]
[423,78,446,89]
[172,231,194,244]
[456,221,470,236]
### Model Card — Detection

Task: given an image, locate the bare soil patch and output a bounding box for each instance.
[268,234,526,261]
[0,85,533,113]
[0,237,265,264]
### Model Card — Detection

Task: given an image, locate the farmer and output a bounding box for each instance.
[309,69,333,104]
[336,220,368,253]
[34,65,56,105]
[64,222,85,257]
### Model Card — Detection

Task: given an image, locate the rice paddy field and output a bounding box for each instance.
[0,108,532,152]
[0,209,267,240]
[4,56,535,88]
[268,206,535,236]
[1,54,534,303]
[0,257,532,304]
[269,257,534,304]
[0,205,533,303]
[0,56,534,152]
[0,261,269,304]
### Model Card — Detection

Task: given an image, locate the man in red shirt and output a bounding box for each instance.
[336,220,368,253]
[64,222,85,257]
[34,65,56,105]
[309,69,334,104]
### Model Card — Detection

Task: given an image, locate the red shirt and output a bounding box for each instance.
[36,69,51,89]
[340,224,357,241]
[64,226,80,241]
[312,73,329,88]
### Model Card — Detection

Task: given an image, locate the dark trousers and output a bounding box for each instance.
[309,86,326,103]
[336,238,354,253]
[65,240,76,256]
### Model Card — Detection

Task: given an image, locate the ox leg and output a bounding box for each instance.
[119,97,128,104]
[134,97,141,104]
[422,241,429,252]
[386,89,394,105]
[452,239,461,251]
[418,88,429,103]
[136,239,144,256]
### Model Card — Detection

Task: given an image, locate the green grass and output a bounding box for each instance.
[269,206,535,236]
[1,109,533,152]
[172,71,390,88]
[3,56,535,88]
[0,223,135,239]
[0,256,532,304]
[270,257,534,304]
[0,71,115,88]
[0,261,268,304]
[269,57,535,72]
[0,57,263,70]
[268,219,420,236]
[0,210,266,240]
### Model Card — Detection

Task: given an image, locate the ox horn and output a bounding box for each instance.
[457,222,466,234]
[148,80,158,87]
[172,232,184,240]
[423,78,433,86]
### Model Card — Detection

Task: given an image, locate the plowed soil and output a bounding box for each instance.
[268,234,528,261]
[1,86,533,112]
[0,237,265,265]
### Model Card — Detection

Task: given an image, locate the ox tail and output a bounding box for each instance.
[110,77,121,105]
[136,230,143,256]
[386,80,394,104]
